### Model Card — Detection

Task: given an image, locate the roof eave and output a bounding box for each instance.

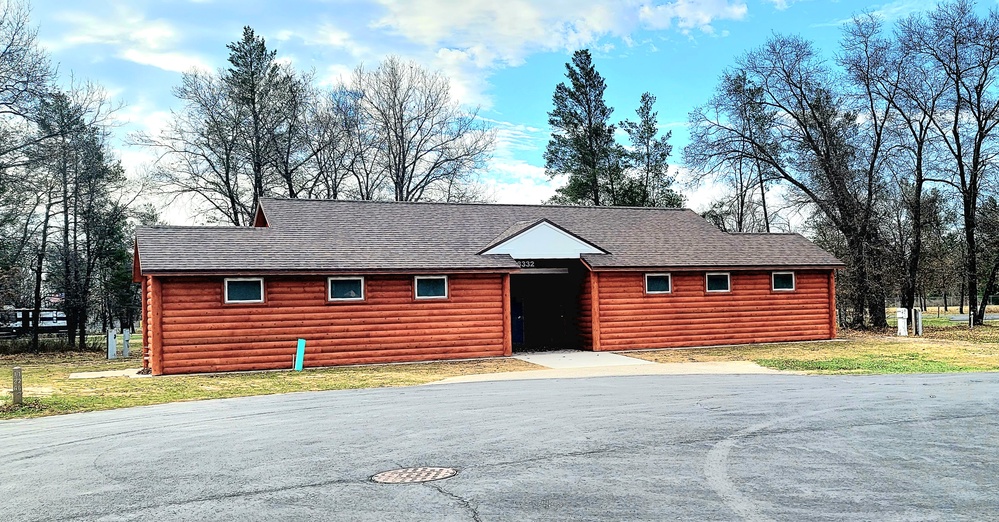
[585,264,846,272]
[138,266,522,277]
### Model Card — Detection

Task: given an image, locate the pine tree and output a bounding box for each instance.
[620,92,683,207]
[544,49,619,206]
[223,26,290,203]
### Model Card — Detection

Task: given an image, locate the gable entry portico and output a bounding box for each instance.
[480,219,606,352]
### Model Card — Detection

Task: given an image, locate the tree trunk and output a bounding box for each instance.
[757,164,770,233]
[959,272,965,315]
[976,257,999,323]
[30,201,53,353]
[965,214,979,327]
[846,237,871,328]
[901,172,924,312]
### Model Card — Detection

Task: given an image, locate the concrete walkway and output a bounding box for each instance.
[513,350,656,368]
[436,351,781,385]
[66,351,781,383]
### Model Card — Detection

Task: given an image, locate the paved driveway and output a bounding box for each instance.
[2,373,997,521]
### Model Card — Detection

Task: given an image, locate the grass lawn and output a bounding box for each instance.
[0,354,540,420]
[625,324,999,374]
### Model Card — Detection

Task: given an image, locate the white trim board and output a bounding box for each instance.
[480,221,604,259]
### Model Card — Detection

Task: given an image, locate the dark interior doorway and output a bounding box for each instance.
[510,259,586,352]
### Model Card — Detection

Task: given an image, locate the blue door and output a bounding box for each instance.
[511,299,525,345]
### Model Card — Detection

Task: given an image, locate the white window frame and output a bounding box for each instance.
[414,275,448,300]
[645,273,672,294]
[328,276,365,301]
[772,271,796,292]
[705,272,731,293]
[224,277,264,304]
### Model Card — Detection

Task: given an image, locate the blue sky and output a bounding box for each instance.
[31,0,976,224]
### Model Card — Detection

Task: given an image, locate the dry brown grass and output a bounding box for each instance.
[624,324,999,374]
[0,354,540,419]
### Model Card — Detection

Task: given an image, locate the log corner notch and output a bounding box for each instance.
[502,273,512,356]
[828,270,837,339]
[590,271,601,351]
[148,276,164,375]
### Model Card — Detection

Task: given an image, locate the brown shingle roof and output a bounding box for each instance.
[135,198,844,274]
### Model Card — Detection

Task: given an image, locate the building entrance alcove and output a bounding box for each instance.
[510,259,586,352]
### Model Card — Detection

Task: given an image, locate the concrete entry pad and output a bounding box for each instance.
[513,350,655,369]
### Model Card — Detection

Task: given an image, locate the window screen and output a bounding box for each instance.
[773,272,795,291]
[415,276,447,299]
[225,279,263,303]
[706,273,730,292]
[329,278,364,300]
[646,274,671,293]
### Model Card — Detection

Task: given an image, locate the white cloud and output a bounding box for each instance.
[480,118,556,203]
[763,0,794,10]
[43,6,210,73]
[118,49,211,73]
[372,0,750,67]
[282,22,371,59]
[639,0,748,34]
[486,159,559,204]
[365,1,752,105]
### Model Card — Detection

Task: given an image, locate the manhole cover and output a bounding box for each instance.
[371,467,458,484]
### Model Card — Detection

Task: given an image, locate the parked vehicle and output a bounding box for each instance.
[0,308,68,337]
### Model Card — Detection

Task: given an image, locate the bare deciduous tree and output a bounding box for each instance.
[355,56,494,202]
[900,0,999,325]
[687,34,892,327]
[133,71,251,226]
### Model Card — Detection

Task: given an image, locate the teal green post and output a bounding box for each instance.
[294,339,306,371]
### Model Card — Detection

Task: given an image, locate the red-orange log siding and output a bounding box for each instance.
[152,274,506,375]
[593,270,835,351]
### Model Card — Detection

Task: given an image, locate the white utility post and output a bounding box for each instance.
[107,330,117,359]
[896,308,908,337]
[122,329,131,357]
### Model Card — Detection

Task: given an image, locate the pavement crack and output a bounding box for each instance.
[48,477,364,522]
[426,482,481,522]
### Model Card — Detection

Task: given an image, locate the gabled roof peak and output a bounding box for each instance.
[479,218,608,259]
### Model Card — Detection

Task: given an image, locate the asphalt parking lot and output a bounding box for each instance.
[2,373,997,521]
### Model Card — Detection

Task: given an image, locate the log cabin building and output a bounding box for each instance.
[134,198,843,375]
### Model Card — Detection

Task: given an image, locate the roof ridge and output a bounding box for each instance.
[729,232,800,236]
[260,197,692,212]
[138,225,263,230]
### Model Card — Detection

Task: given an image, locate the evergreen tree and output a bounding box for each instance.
[544,49,619,206]
[620,92,683,207]
[223,26,291,203]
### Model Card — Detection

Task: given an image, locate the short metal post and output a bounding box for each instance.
[122,329,131,358]
[12,367,22,406]
[107,330,117,359]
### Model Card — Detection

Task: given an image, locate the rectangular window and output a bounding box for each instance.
[224,278,264,303]
[772,272,795,291]
[706,273,730,293]
[329,277,364,301]
[645,273,671,294]
[415,276,448,299]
